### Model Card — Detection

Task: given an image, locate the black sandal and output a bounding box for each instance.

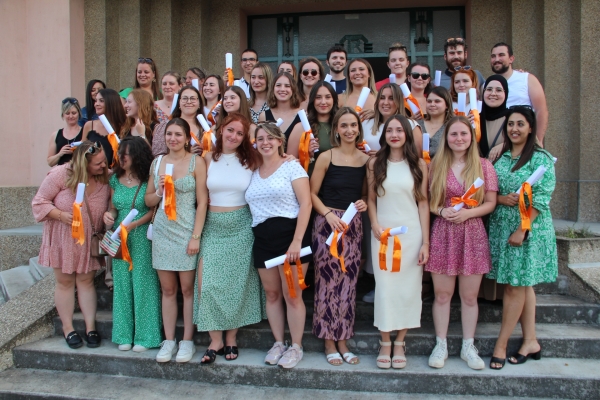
[225,346,238,361]
[201,347,224,364]
[65,331,83,349]
[489,356,506,370]
[86,330,101,348]
[508,349,541,365]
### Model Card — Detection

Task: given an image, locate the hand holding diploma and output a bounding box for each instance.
[297,110,313,171]
[264,246,311,298]
[451,177,484,211]
[515,165,546,194]
[197,114,214,155]
[400,83,424,119]
[99,114,120,165]
[71,183,86,245]
[265,246,313,269]
[379,226,407,272]
[110,209,139,240]
[354,87,370,113]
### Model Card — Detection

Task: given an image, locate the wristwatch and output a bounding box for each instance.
[191,234,200,240]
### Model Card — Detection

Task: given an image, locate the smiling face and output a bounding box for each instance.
[165,123,188,152]
[387,50,409,75]
[203,77,220,101]
[447,121,472,153]
[125,94,138,118]
[136,63,154,87]
[426,92,447,118]
[314,86,334,115]
[377,88,398,119]
[221,120,245,152]
[87,150,107,176]
[251,67,267,93]
[336,113,360,144]
[185,70,201,87]
[483,80,506,108]
[255,128,282,157]
[444,45,466,70]
[385,118,406,149]
[241,51,258,75]
[327,51,347,74]
[408,65,431,90]
[349,61,370,86]
[506,112,531,146]
[490,46,513,74]
[162,75,181,98]
[119,145,132,170]
[301,61,320,88]
[179,88,200,116]
[223,89,241,113]
[274,75,292,102]
[62,106,79,125]
[94,92,105,115]
[453,72,473,94]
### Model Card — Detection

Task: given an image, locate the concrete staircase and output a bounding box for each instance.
[3,279,600,399]
[0,257,52,305]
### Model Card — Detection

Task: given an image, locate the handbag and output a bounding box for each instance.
[84,195,105,258]
[100,184,142,259]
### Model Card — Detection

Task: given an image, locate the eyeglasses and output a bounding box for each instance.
[62,97,78,104]
[180,96,199,103]
[446,37,465,44]
[410,73,430,80]
[454,65,472,71]
[241,57,257,63]
[138,57,153,63]
[86,142,102,155]
[302,69,318,77]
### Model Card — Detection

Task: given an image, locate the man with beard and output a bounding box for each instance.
[325,45,347,94]
[439,38,485,90]
[490,42,548,144]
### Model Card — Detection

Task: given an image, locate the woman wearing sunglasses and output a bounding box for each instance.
[33,142,110,349]
[407,63,434,119]
[134,57,162,101]
[298,57,324,110]
[48,98,83,167]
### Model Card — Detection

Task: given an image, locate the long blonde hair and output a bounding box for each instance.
[429,116,484,210]
[66,141,109,192]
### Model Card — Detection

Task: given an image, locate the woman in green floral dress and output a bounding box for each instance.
[103,137,162,351]
[487,106,557,370]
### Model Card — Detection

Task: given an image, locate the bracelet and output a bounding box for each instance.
[191,234,200,240]
[155,190,163,198]
[439,208,445,217]
[324,210,332,217]
[58,211,62,223]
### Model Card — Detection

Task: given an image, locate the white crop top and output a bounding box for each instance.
[206,153,253,207]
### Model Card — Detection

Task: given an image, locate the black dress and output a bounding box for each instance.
[55,128,83,165]
[264,109,301,150]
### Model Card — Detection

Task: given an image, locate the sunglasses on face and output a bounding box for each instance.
[302,69,318,77]
[410,73,430,80]
[62,97,78,104]
[241,58,257,63]
[454,65,472,71]
[138,57,153,63]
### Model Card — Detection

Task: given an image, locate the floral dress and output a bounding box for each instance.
[487,150,558,286]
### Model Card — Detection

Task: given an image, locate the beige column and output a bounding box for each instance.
[84,0,107,83]
[178,0,207,74]
[510,0,544,78]
[469,0,511,74]
[118,0,143,90]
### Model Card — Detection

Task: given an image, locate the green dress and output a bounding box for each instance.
[308,122,333,176]
[109,175,162,348]
[486,150,558,287]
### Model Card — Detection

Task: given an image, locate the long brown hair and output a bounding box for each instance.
[216,86,253,132]
[345,58,377,96]
[370,83,405,136]
[371,115,424,201]
[66,141,109,191]
[268,72,301,109]
[212,113,261,170]
[306,82,339,135]
[330,107,363,147]
[170,86,204,132]
[120,89,158,141]
[134,58,163,100]
[297,57,325,101]
[249,63,273,107]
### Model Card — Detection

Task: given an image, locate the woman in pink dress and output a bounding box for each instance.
[426,116,498,370]
[32,142,110,349]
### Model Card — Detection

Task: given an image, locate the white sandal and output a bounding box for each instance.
[342,352,360,365]
[392,341,407,369]
[326,352,343,366]
[377,340,392,369]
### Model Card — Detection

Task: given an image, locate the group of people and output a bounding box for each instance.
[34,37,557,372]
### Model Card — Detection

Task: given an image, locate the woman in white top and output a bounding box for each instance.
[202,75,225,127]
[341,58,376,121]
[245,122,312,369]
[194,112,265,364]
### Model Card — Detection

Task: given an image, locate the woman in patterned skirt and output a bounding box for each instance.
[488,106,557,370]
[145,118,208,363]
[310,107,369,366]
[103,137,162,352]
[426,116,498,370]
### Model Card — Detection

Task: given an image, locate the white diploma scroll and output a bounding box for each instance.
[389,74,397,84]
[70,141,82,148]
[477,100,483,113]
[422,134,430,152]
[264,246,313,269]
[170,94,179,114]
[453,177,484,211]
[75,183,85,204]
[356,87,370,110]
[298,109,311,132]
[434,70,442,87]
[515,165,547,194]
[324,74,333,82]
[389,226,408,236]
[162,164,174,210]
[362,143,371,152]
[310,133,319,153]
[191,137,198,146]
[326,202,358,246]
[276,118,284,127]
[192,79,199,91]
[457,93,467,114]
[400,83,421,115]
[553,157,558,164]
[469,89,478,113]
[196,114,211,132]
[99,115,116,136]
[110,209,139,240]
[211,132,217,145]
[225,53,233,69]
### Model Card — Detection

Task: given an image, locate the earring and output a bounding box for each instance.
[336,133,340,139]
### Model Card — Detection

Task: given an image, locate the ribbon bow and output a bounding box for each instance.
[119,223,133,270]
[226,68,234,87]
[164,175,177,220]
[330,225,348,273]
[454,109,466,117]
[201,130,213,156]
[422,151,431,164]
[107,133,120,167]
[71,203,85,245]
[189,131,201,150]
[283,257,309,298]
[298,130,312,172]
[519,182,533,232]
[379,228,402,272]
[450,184,481,208]
[404,94,424,118]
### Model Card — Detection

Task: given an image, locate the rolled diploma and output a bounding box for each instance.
[389,226,408,236]
[211,132,217,145]
[70,141,82,148]
[191,136,198,146]
[276,118,284,127]
[400,83,421,115]
[477,100,483,113]
[99,114,116,135]
[326,202,358,246]
[324,74,333,82]
[434,71,442,87]
[515,165,546,194]
[196,114,211,132]
[356,87,370,110]
[453,177,484,211]
[225,53,233,69]
[422,134,430,152]
[162,164,174,209]
[75,183,86,204]
[170,94,179,114]
[310,133,319,153]
[111,209,139,240]
[298,110,311,132]
[469,88,478,128]
[389,74,396,84]
[192,79,199,91]
[553,157,558,164]
[457,93,467,114]
[264,246,312,269]
[363,143,371,152]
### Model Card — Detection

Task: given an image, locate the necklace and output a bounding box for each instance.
[126,173,134,184]
[389,157,404,162]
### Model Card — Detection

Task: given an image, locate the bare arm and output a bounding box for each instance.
[366,158,381,239]
[287,177,312,261]
[47,130,69,167]
[309,150,330,217]
[144,160,163,208]
[528,74,548,146]
[287,124,304,158]
[187,155,208,255]
[412,123,423,154]
[81,121,92,142]
[416,160,430,265]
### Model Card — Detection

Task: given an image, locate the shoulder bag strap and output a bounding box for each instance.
[83,194,97,234]
[490,125,504,150]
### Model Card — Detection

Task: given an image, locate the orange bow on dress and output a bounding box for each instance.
[71,203,85,245]
[298,129,312,171]
[283,257,309,298]
[379,228,402,272]
[330,225,348,273]
[119,223,133,271]
[164,175,177,220]
[189,131,201,149]
[450,184,481,208]
[519,182,533,231]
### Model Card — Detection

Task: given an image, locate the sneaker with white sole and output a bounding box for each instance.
[362,289,375,303]
[175,340,196,363]
[132,345,148,352]
[461,338,485,370]
[156,340,177,362]
[278,343,303,369]
[264,342,287,365]
[428,337,448,368]
[118,344,132,351]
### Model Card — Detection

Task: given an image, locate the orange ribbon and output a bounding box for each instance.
[283,257,309,298]
[207,101,221,126]
[164,175,176,220]
[519,182,533,232]
[298,130,312,172]
[71,203,85,245]
[226,68,234,87]
[379,228,402,272]
[107,133,120,166]
[423,151,431,164]
[471,109,482,143]
[450,183,481,208]
[357,140,368,151]
[330,227,348,273]
[190,131,201,149]
[119,223,133,271]
[404,94,424,118]
[354,106,362,113]
[201,130,213,156]
[454,109,466,117]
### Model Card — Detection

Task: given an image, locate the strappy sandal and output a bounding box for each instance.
[224,346,239,361]
[376,341,392,369]
[342,352,360,365]
[200,347,224,364]
[392,341,407,369]
[326,352,343,366]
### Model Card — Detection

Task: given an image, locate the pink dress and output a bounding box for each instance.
[32,164,110,274]
[426,158,498,276]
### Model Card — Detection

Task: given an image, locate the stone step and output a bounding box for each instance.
[13,337,599,399]
[56,311,600,359]
[94,288,600,325]
[28,256,52,281]
[0,265,36,301]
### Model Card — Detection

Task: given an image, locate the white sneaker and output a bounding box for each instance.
[278,343,303,369]
[132,345,149,352]
[156,340,177,362]
[461,338,485,370]
[264,342,287,365]
[428,337,448,368]
[118,344,132,351]
[176,340,196,363]
[362,289,375,303]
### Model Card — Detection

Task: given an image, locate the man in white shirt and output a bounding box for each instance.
[235,49,258,98]
[325,45,347,94]
[490,42,548,145]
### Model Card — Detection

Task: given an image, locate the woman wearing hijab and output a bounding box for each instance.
[479,75,509,160]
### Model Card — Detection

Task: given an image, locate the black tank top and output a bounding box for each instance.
[55,128,83,165]
[264,109,301,150]
[87,120,114,166]
[319,154,366,210]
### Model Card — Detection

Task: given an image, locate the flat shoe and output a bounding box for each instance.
[490,356,506,370]
[224,346,238,361]
[326,352,343,366]
[86,331,101,348]
[508,349,541,364]
[200,347,225,364]
[64,331,83,349]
